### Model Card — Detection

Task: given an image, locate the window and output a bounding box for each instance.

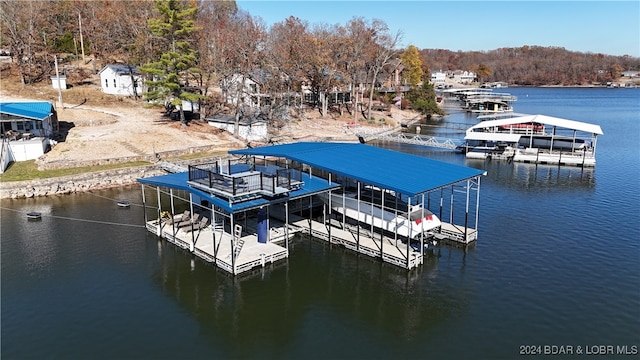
[105,79,108,88]
[113,79,116,87]
[16,121,24,131]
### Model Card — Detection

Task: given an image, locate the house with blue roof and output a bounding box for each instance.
[0,101,59,172]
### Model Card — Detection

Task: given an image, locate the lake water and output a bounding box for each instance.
[2,88,639,359]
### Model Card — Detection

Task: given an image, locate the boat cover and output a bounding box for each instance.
[467,114,603,135]
[230,142,485,197]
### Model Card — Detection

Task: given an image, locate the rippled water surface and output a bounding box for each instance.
[2,88,639,359]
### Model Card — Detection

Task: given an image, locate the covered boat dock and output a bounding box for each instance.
[138,142,486,275]
[138,163,339,275]
[463,114,604,167]
[230,142,486,269]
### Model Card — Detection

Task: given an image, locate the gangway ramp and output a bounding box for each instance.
[356,128,462,150]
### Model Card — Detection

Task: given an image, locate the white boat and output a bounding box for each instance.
[318,187,441,239]
[459,114,603,166]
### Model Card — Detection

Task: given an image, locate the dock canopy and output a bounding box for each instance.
[467,114,604,135]
[138,171,338,213]
[230,142,486,197]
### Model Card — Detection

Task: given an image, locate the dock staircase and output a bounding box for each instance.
[233,224,244,257]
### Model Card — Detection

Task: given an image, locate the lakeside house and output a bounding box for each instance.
[431,71,447,85]
[99,64,143,97]
[451,70,477,84]
[0,101,58,172]
[221,73,267,108]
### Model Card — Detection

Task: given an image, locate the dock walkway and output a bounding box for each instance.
[146,214,300,275]
[270,206,476,269]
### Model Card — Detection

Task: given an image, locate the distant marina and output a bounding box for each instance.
[358,86,604,168]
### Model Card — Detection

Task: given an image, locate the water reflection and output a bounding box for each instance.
[151,233,472,352]
[474,160,596,191]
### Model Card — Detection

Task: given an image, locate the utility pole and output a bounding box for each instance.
[54,55,63,109]
[78,13,85,63]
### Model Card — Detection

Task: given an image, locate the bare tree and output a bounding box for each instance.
[364,20,401,120]
[0,1,51,84]
[222,11,266,135]
[340,18,375,120]
[266,16,311,113]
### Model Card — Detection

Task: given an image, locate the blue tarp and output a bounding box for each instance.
[0,102,54,120]
[230,142,485,197]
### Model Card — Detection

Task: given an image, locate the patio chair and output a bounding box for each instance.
[163,210,190,225]
[182,217,209,233]
[177,213,200,228]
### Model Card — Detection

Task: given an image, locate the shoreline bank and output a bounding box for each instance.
[0,165,164,199]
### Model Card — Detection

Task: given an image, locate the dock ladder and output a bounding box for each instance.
[233,224,244,257]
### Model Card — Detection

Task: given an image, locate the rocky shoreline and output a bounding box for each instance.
[0,165,165,199]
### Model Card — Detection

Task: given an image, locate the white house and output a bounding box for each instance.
[452,70,476,84]
[99,64,143,96]
[221,73,264,108]
[0,101,58,172]
[431,71,447,85]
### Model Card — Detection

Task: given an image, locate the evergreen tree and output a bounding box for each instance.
[140,0,204,125]
[405,81,444,116]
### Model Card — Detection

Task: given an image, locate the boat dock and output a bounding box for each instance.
[287,215,477,269]
[138,142,485,276]
[145,215,298,275]
[463,114,604,167]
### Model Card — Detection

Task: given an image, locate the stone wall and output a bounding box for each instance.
[36,144,231,170]
[0,165,165,199]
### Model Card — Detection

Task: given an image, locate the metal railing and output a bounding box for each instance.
[188,163,303,196]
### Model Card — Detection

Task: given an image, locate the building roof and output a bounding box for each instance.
[205,114,267,126]
[230,142,486,197]
[468,114,604,135]
[99,64,140,76]
[138,171,338,213]
[0,101,54,120]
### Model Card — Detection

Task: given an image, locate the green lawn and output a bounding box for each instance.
[0,160,152,182]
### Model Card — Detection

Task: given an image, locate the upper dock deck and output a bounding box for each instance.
[187,161,303,203]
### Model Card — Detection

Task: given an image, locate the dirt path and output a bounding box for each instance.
[1,91,421,168]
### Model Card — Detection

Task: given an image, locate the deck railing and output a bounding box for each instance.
[188,163,302,196]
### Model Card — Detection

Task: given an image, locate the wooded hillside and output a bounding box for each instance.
[1,0,638,90]
[421,47,640,86]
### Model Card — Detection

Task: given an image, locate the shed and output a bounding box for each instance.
[206,114,268,142]
[50,75,67,90]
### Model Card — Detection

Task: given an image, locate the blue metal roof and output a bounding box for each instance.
[230,142,486,197]
[0,102,55,120]
[138,171,339,213]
